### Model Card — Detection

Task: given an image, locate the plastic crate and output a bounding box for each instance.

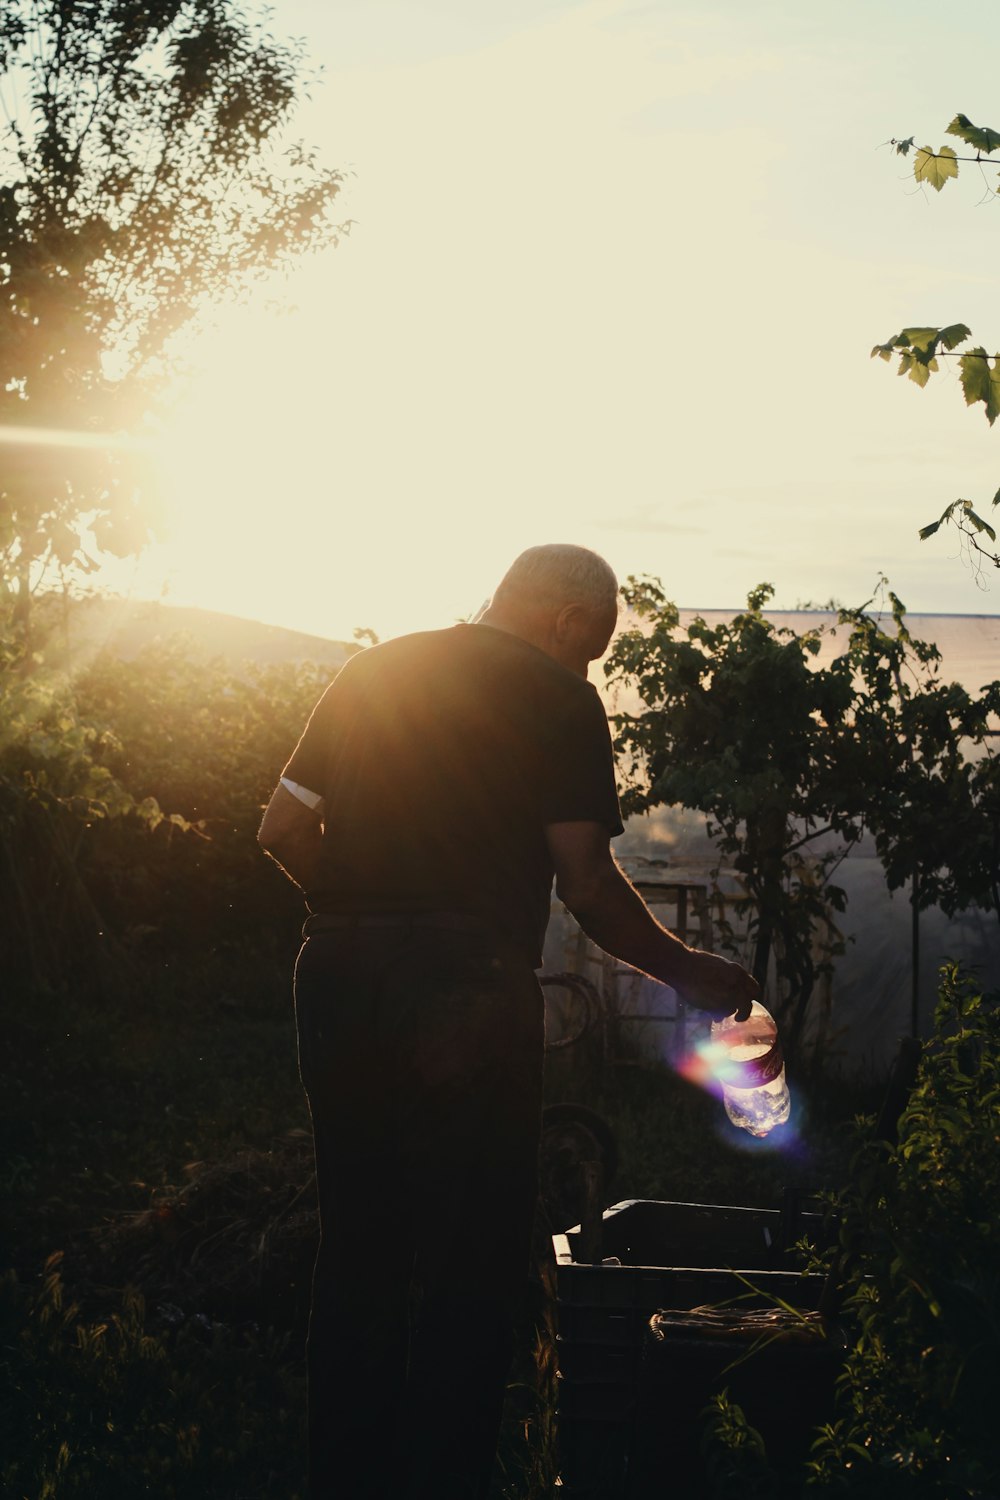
[626,1314,842,1496]
[553,1200,833,1500]
[560,1196,829,1271]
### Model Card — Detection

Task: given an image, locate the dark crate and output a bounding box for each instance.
[553,1200,835,1500]
[560,1196,829,1272]
[626,1321,842,1497]
[555,1337,638,1385]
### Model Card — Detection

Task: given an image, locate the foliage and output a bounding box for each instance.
[0,0,345,626]
[701,1390,778,1500]
[878,116,1000,569]
[701,967,1000,1498]
[607,578,862,1053]
[807,966,1000,1496]
[71,632,334,949]
[605,578,999,1055]
[0,606,338,994]
[838,585,1000,923]
[0,1254,307,1498]
[0,613,158,992]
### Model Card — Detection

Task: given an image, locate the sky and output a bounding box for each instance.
[99,0,1000,643]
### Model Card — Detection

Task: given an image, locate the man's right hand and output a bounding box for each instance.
[671,948,758,1023]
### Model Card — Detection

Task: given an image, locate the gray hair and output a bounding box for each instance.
[492,544,619,616]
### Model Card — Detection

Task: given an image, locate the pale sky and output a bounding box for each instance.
[101,0,1000,643]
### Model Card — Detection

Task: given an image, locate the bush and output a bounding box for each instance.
[704,965,1000,1498]
[0,1254,307,1499]
[1,627,337,995]
[807,964,1000,1497]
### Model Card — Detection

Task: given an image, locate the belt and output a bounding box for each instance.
[303,910,492,938]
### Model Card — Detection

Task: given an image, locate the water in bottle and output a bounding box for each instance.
[708,999,791,1137]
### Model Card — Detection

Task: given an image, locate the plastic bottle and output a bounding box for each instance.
[708,999,791,1137]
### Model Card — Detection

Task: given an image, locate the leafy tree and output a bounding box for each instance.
[838,584,1000,1035]
[0,0,345,637]
[606,579,999,1055]
[840,586,1000,918]
[875,115,1000,570]
[606,579,863,1055]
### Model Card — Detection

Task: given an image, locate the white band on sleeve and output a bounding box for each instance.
[280,776,324,812]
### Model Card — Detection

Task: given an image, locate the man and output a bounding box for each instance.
[259,543,757,1499]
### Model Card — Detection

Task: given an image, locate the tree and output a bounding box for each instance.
[839,584,1000,1034]
[841,587,999,919]
[605,579,999,1055]
[606,580,863,1056]
[0,1,346,638]
[875,115,1000,571]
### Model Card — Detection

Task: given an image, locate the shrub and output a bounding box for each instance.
[704,965,1000,1498]
[807,964,1000,1497]
[0,1254,307,1498]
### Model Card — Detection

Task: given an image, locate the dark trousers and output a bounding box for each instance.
[294,920,544,1500]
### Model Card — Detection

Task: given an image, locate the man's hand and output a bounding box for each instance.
[671,948,758,1022]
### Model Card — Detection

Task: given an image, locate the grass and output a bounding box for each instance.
[4,949,307,1277]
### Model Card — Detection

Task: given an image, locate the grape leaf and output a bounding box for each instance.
[918,500,960,541]
[914,146,959,191]
[898,352,937,387]
[992,486,1000,509]
[946,114,1000,154]
[892,136,915,157]
[900,327,942,354]
[871,331,912,360]
[959,500,997,541]
[959,349,1000,424]
[919,498,999,543]
[937,323,971,351]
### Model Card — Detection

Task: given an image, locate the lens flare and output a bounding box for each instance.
[0,423,143,451]
[676,1035,800,1154]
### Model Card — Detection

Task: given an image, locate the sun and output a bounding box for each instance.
[127,293,518,645]
[131,307,384,642]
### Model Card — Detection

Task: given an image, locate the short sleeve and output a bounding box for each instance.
[537,685,624,836]
[281,677,340,797]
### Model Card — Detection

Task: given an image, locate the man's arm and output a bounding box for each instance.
[258,783,323,891]
[545,820,757,1020]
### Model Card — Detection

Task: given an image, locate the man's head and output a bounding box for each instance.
[482,544,620,678]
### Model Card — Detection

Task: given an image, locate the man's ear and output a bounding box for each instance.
[553,601,587,641]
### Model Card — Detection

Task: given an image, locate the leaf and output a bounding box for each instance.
[946,113,1000,154]
[937,323,971,351]
[919,500,963,542]
[898,352,937,387]
[900,327,943,354]
[961,504,997,542]
[872,330,915,360]
[914,145,959,191]
[959,349,1000,424]
[893,136,915,156]
[992,486,1000,509]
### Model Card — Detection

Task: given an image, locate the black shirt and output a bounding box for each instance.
[282,622,623,965]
